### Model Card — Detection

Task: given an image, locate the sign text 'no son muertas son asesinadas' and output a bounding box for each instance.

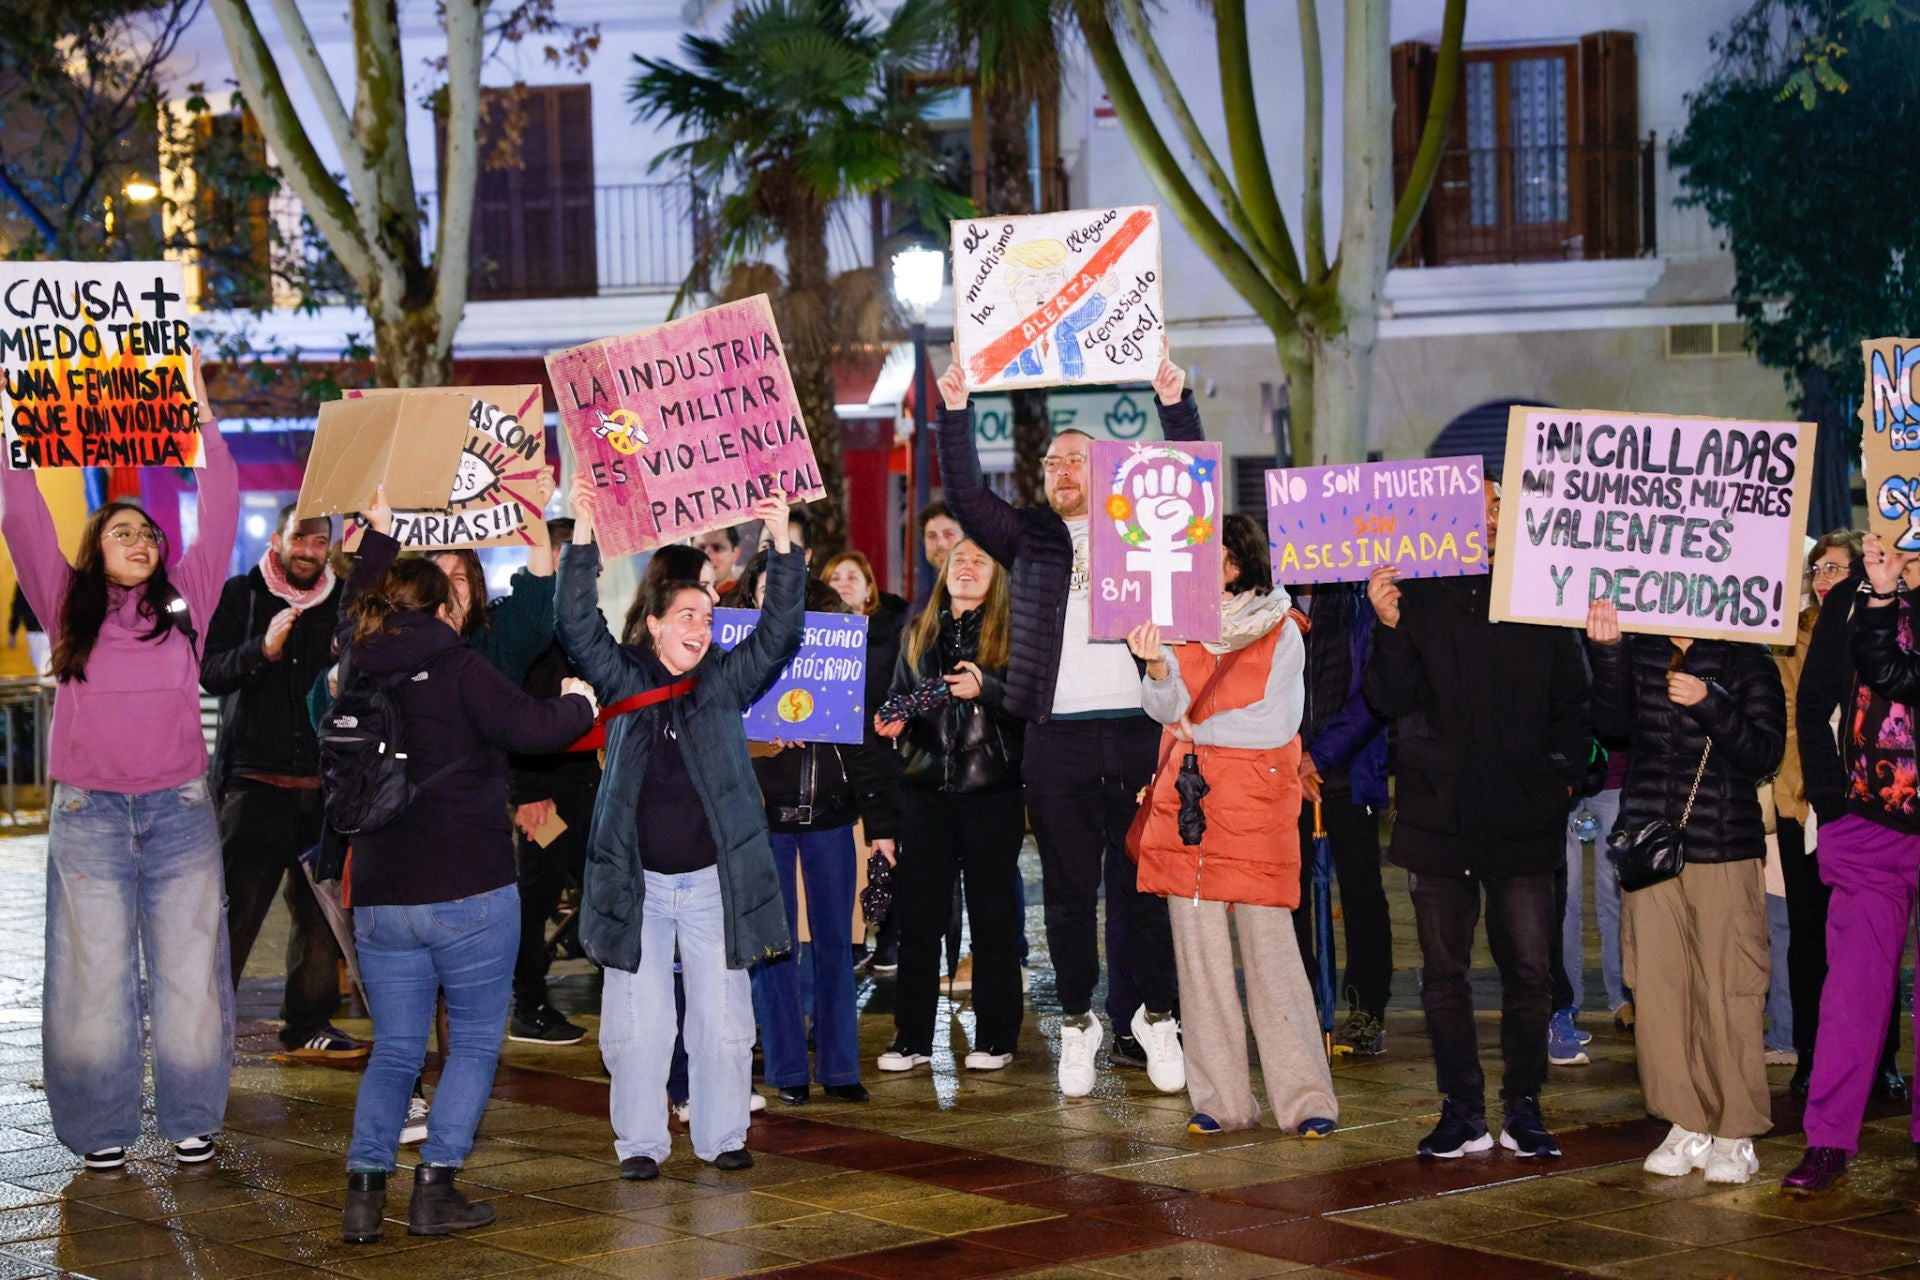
[1,261,202,469]
[712,608,868,746]
[1491,408,1815,644]
[1860,337,1920,552]
[545,295,825,558]
[1265,457,1488,586]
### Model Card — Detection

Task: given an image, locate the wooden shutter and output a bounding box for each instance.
[193,110,271,308]
[451,85,598,300]
[1577,32,1639,259]
[1390,41,1437,267]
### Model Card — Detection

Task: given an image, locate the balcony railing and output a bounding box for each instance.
[1396,137,1657,267]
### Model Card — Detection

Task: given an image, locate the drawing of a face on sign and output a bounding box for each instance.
[1089,440,1224,642]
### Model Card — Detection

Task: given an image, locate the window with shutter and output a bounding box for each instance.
[193,110,272,309]
[443,85,598,301]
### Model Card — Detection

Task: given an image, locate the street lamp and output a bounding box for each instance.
[888,232,945,599]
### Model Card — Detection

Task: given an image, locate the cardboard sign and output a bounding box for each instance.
[338,386,548,550]
[546,296,824,558]
[712,608,868,745]
[954,206,1163,392]
[1267,457,1489,585]
[1088,440,1223,642]
[1491,407,1816,644]
[296,392,469,522]
[530,809,568,849]
[1861,337,1920,551]
[0,261,202,469]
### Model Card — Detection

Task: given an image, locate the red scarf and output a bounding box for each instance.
[259,546,336,610]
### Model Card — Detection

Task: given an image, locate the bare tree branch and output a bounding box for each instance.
[264,0,372,195]
[1298,0,1327,278]
[432,0,486,358]
[1213,0,1299,282]
[1388,0,1466,259]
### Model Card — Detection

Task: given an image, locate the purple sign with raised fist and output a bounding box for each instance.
[1088,440,1224,643]
[1266,456,1489,585]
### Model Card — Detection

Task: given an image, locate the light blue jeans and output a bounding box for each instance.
[1564,789,1626,1013]
[43,777,233,1155]
[347,884,518,1172]
[1765,891,1794,1052]
[603,865,754,1164]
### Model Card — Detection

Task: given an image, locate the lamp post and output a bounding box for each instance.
[888,238,945,600]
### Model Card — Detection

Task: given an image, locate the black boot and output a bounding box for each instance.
[1875,1054,1909,1103]
[1789,1060,1813,1098]
[407,1164,495,1236]
[341,1171,387,1244]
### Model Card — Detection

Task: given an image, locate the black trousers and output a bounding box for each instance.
[1779,817,1900,1066]
[218,780,339,1049]
[512,776,598,1012]
[894,787,1027,1055]
[1550,861,1575,1011]
[1294,795,1392,1018]
[1023,716,1175,1018]
[1409,868,1556,1111]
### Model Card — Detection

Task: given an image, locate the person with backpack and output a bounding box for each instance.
[2,357,237,1172]
[334,491,597,1244]
[558,476,805,1179]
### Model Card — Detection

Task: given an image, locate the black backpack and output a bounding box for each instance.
[319,654,465,835]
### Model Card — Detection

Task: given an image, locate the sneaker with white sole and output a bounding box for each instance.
[1058,1016,1103,1097]
[670,1093,763,1124]
[174,1135,215,1164]
[1703,1136,1759,1184]
[1547,1008,1589,1066]
[399,1093,430,1146]
[964,1049,1013,1071]
[1643,1123,1711,1177]
[83,1147,126,1171]
[1130,1005,1185,1093]
[288,1026,369,1060]
[877,1044,931,1072]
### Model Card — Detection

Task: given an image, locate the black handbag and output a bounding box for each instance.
[1607,741,1711,892]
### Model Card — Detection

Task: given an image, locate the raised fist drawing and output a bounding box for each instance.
[1126,462,1195,627]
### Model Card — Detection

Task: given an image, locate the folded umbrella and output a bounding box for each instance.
[1310,802,1337,1055]
[1175,752,1209,846]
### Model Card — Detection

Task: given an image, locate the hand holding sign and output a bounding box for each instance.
[568,471,597,539]
[1367,566,1402,630]
[1862,532,1914,600]
[1585,598,1623,646]
[938,357,969,413]
[754,492,792,555]
[1152,357,1184,407]
[365,485,393,537]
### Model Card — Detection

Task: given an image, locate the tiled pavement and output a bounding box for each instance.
[0,836,1918,1278]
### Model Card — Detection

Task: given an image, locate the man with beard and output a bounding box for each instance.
[203,505,362,1059]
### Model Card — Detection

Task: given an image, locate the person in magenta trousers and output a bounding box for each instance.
[1,358,239,1172]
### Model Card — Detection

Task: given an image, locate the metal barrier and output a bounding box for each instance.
[0,678,53,830]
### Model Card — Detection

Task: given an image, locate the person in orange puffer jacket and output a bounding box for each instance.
[1127,513,1338,1139]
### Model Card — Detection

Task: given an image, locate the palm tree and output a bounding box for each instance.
[631,0,969,556]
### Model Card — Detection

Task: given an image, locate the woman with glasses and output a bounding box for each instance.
[1,358,239,1172]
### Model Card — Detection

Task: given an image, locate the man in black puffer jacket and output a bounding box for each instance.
[933,352,1201,1100]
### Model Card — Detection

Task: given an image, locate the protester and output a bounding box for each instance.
[1130,514,1337,1138]
[874,537,1026,1072]
[3,359,237,1172]
[628,546,720,640]
[736,553,899,1105]
[694,525,743,597]
[825,549,908,713]
[1363,480,1589,1159]
[429,534,557,687]
[934,352,1199,1098]
[1291,580,1391,1057]
[1783,533,1920,1194]
[558,477,803,1178]
[202,504,360,1061]
[1585,599,1783,1185]
[337,493,596,1243]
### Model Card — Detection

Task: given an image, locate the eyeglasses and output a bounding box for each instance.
[1811,562,1850,579]
[1043,456,1088,475]
[105,527,160,547]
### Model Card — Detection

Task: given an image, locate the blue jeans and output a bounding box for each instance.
[347,884,518,1172]
[1766,891,1794,1051]
[1563,790,1626,1012]
[751,828,859,1088]
[44,777,233,1155]
[603,866,754,1163]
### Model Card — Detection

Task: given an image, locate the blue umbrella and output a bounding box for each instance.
[1309,802,1337,1055]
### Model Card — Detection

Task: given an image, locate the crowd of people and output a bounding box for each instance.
[5,351,1915,1246]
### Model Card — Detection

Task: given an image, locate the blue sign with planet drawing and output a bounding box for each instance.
[1265,456,1489,585]
[712,608,868,744]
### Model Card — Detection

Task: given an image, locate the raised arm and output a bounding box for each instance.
[1150,357,1204,442]
[0,465,71,627]
[460,657,596,755]
[173,367,239,620]
[335,520,401,655]
[716,544,805,710]
[933,361,1022,567]
[476,567,557,682]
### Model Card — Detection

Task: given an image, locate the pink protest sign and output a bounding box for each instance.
[1266,457,1488,585]
[545,295,825,558]
[1088,440,1223,642]
[1490,407,1816,644]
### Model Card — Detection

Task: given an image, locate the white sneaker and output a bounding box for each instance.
[1703,1136,1759,1184]
[877,1048,931,1072]
[1058,1017,1103,1097]
[1642,1123,1711,1177]
[399,1094,429,1146]
[1130,1005,1186,1094]
[964,1050,1013,1071]
[750,1092,766,1114]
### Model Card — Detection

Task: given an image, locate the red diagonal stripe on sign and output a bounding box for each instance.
[966,208,1153,385]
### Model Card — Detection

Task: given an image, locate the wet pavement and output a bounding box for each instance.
[0,833,1917,1278]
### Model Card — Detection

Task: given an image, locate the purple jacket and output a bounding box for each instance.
[1,425,237,794]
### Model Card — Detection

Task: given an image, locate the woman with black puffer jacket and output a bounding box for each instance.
[1585,599,1784,1188]
[873,538,1026,1073]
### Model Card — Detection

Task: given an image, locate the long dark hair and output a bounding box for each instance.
[1222,513,1272,595]
[625,544,710,643]
[430,548,489,636]
[633,580,710,654]
[348,559,451,649]
[52,503,185,683]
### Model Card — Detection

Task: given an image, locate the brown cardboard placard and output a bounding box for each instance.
[530,809,567,849]
[1860,337,1920,552]
[296,392,469,523]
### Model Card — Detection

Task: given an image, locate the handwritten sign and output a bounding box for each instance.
[340,386,547,550]
[1861,337,1920,551]
[954,206,1163,392]
[1089,440,1222,642]
[713,608,867,745]
[546,296,824,558]
[1491,407,1815,644]
[0,261,201,469]
[1266,457,1488,585]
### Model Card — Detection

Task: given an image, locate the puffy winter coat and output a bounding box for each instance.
[1298,583,1389,810]
[934,391,1204,722]
[1587,634,1785,862]
[201,567,344,787]
[556,541,805,973]
[890,606,1024,794]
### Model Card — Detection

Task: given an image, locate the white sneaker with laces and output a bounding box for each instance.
[399,1094,429,1146]
[1058,1017,1103,1097]
[173,1135,215,1165]
[964,1050,1013,1071]
[877,1048,931,1072]
[1703,1136,1759,1184]
[1130,1005,1186,1094]
[1642,1123,1711,1177]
